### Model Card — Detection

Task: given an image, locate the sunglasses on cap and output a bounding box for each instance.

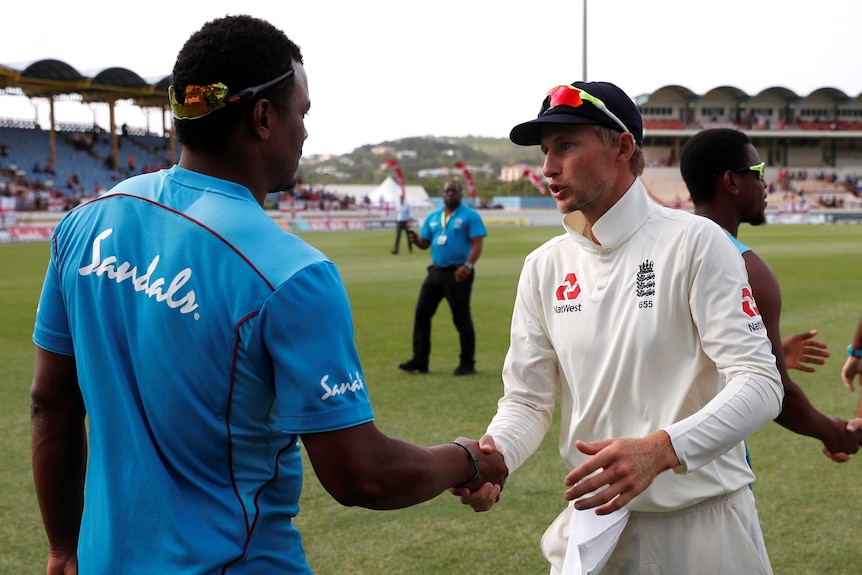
[543,84,630,135]
[169,67,295,120]
[727,162,766,182]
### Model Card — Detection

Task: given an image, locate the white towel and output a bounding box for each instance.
[561,507,630,575]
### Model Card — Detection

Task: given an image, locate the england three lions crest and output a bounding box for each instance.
[636,260,655,298]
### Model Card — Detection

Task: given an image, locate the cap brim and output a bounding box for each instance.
[509,113,624,146]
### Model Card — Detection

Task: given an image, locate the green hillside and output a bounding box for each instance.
[298,135,545,198]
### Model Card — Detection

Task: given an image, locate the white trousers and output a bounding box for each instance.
[544,488,772,575]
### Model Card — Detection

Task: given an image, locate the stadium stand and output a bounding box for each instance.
[638,165,862,212]
[0,123,175,197]
[640,168,693,208]
[1,57,861,215]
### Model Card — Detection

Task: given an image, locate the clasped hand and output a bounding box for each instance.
[452,432,677,516]
[822,418,862,462]
[450,435,507,512]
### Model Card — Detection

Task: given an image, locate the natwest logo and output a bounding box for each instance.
[555,272,581,301]
[741,287,760,318]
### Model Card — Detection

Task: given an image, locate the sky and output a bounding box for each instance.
[1,0,861,156]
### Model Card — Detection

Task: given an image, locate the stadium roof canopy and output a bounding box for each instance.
[0,59,171,110]
[4,57,861,116]
[0,58,174,168]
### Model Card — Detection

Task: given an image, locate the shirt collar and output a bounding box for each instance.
[563,178,651,248]
[167,165,258,203]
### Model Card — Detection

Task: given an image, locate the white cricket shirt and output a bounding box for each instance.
[487,179,783,512]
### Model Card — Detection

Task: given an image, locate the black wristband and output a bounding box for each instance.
[450,440,481,488]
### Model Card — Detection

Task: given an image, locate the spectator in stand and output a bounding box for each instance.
[679,127,861,463]
[65,173,80,192]
[30,15,505,575]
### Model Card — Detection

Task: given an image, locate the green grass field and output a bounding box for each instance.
[2,223,862,574]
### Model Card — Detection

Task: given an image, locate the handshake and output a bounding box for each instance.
[448,435,507,512]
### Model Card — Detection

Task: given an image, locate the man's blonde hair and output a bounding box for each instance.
[596,126,645,176]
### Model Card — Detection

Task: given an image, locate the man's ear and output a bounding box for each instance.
[722,170,741,197]
[617,132,635,161]
[251,99,273,140]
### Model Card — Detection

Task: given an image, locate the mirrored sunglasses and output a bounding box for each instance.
[169,68,294,120]
[543,84,630,135]
[729,162,766,182]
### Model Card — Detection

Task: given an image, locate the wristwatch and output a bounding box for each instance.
[463,262,473,270]
[847,345,862,358]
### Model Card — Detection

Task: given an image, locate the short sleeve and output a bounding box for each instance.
[32,242,74,356]
[468,210,487,239]
[260,261,374,434]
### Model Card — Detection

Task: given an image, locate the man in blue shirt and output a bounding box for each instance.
[399,180,487,376]
[29,15,506,575]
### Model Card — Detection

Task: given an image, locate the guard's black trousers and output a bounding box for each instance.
[411,264,475,368]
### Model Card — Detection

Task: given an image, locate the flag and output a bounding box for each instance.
[455,161,477,200]
[523,169,547,195]
[386,159,406,201]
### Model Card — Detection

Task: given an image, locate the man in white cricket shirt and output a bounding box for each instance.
[452,81,783,575]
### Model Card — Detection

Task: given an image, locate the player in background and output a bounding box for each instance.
[679,127,862,461]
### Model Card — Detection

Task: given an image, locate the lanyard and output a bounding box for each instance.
[441,209,453,230]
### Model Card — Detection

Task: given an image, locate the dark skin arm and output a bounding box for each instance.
[31,349,507,558]
[31,347,87,575]
[743,251,861,459]
[454,236,483,282]
[301,422,507,510]
[409,229,429,250]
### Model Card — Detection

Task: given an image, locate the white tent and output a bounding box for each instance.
[368,176,431,208]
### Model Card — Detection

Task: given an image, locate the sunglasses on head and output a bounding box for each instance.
[169,68,294,120]
[727,162,766,182]
[543,84,630,135]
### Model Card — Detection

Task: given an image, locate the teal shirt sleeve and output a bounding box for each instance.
[260,261,374,434]
[33,235,75,356]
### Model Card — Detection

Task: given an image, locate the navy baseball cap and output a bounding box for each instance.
[510,81,644,147]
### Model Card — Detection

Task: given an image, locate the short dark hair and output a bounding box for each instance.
[171,15,303,152]
[679,128,752,204]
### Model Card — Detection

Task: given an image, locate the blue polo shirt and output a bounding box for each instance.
[33,166,374,574]
[420,204,486,267]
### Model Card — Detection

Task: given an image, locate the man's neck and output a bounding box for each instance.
[694,205,738,237]
[179,151,267,207]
